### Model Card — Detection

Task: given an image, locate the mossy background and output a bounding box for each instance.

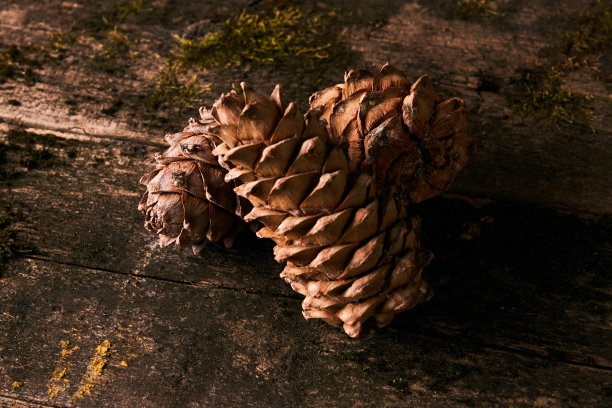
[2,0,609,130]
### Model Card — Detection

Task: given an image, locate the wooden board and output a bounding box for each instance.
[0,120,610,407]
[0,1,611,407]
[1,258,610,408]
[1,0,610,214]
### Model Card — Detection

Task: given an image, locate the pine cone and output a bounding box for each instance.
[138,118,249,253]
[206,79,439,337]
[309,63,476,203]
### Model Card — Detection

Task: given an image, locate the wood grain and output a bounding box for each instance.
[1,0,611,406]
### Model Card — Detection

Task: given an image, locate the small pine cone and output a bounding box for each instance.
[138,118,249,254]
[309,63,476,203]
[205,82,435,337]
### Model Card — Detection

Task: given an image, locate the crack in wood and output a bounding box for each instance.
[14,254,612,373]
[18,253,301,301]
[0,394,68,408]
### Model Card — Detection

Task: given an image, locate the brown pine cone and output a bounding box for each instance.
[309,63,476,203]
[138,118,249,253]
[205,81,437,337]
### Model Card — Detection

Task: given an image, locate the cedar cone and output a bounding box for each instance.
[138,118,250,253]
[137,63,475,337]
[309,63,476,203]
[206,75,441,337]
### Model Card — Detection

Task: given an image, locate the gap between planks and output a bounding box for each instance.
[0,394,66,408]
[15,253,612,373]
[0,123,166,149]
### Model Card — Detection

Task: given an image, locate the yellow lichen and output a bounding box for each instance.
[73,340,112,399]
[120,360,128,367]
[61,342,80,359]
[11,381,23,389]
[47,339,79,400]
[96,339,112,356]
[47,383,67,400]
[53,368,68,380]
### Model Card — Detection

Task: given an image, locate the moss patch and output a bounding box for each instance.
[447,0,502,19]
[556,1,611,68]
[507,2,610,128]
[509,66,592,128]
[147,61,209,114]
[0,1,151,88]
[177,8,337,71]
[148,6,355,114]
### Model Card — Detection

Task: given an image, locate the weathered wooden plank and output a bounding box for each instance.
[0,125,290,297]
[349,1,612,214]
[0,1,611,405]
[1,126,610,370]
[0,395,60,408]
[1,258,611,408]
[1,0,610,214]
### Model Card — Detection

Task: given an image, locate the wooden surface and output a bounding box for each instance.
[1,1,611,407]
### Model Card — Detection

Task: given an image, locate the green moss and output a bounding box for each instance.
[109,0,151,23]
[147,61,209,114]
[503,3,609,123]
[0,28,76,85]
[79,0,152,34]
[147,6,354,114]
[448,0,501,19]
[27,28,78,63]
[509,66,592,129]
[0,0,150,86]
[177,8,335,71]
[558,2,611,59]
[91,26,140,73]
[426,361,466,390]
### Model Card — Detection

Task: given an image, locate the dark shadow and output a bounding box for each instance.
[383,196,611,357]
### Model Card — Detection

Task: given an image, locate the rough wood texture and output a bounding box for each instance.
[1,0,610,214]
[0,0,611,407]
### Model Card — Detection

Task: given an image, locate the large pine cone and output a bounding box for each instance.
[309,63,476,203]
[138,119,249,253]
[206,80,436,337]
